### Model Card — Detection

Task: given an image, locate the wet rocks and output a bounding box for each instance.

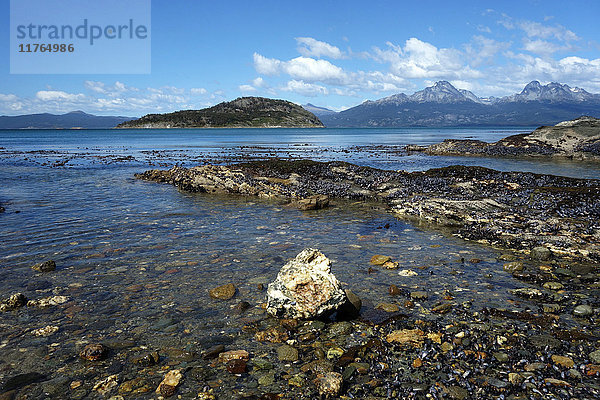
[79,343,109,361]
[209,283,237,300]
[590,350,600,364]
[552,355,575,368]
[370,255,391,265]
[291,194,329,210]
[531,246,552,261]
[31,260,56,273]
[266,248,348,319]
[27,295,69,308]
[0,293,27,311]
[32,325,59,337]
[156,369,183,397]
[218,350,249,364]
[93,374,119,395]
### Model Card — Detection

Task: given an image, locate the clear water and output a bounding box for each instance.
[0,127,595,368]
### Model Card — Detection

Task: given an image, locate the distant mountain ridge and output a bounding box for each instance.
[320,81,600,127]
[118,97,323,128]
[0,111,132,129]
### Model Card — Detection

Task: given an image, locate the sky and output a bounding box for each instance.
[1,0,600,116]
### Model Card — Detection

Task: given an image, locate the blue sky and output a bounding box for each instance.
[1,0,599,116]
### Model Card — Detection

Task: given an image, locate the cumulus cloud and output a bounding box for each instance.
[296,37,344,59]
[239,84,256,92]
[36,90,86,102]
[253,53,347,83]
[373,38,481,79]
[282,80,328,97]
[190,88,207,95]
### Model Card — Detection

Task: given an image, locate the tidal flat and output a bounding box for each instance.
[0,128,599,399]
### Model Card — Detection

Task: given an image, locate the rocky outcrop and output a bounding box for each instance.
[117,97,324,128]
[266,249,349,319]
[136,160,600,262]
[426,116,600,160]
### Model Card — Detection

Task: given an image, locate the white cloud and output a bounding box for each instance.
[465,35,511,66]
[522,39,571,56]
[190,88,207,95]
[373,38,481,79]
[36,90,86,102]
[254,53,282,75]
[252,77,266,87]
[296,37,344,59]
[282,80,328,97]
[239,84,257,92]
[254,53,347,84]
[518,20,578,42]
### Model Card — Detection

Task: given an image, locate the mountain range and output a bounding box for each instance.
[316,81,600,127]
[0,111,132,129]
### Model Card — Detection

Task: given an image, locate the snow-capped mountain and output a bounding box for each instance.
[319,80,600,127]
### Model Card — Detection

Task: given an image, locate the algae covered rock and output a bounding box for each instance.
[266,248,348,319]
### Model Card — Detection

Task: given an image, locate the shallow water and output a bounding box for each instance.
[0,128,596,397]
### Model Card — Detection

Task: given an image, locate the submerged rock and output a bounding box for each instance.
[156,369,183,397]
[79,343,108,361]
[266,248,348,319]
[31,260,56,273]
[314,372,343,397]
[291,194,329,210]
[209,283,236,300]
[0,293,27,311]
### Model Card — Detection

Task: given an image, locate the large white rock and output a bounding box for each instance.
[266,248,348,319]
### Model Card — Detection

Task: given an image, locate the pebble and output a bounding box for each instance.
[543,281,564,290]
[313,372,343,397]
[156,369,183,397]
[410,291,428,300]
[218,350,249,363]
[386,329,424,348]
[503,261,524,273]
[277,345,299,362]
[79,343,108,361]
[398,269,418,276]
[370,255,391,265]
[388,284,402,296]
[552,355,575,368]
[209,283,236,300]
[589,349,600,364]
[376,303,399,312]
[573,304,593,317]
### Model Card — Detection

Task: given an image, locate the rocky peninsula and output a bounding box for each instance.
[424,116,600,160]
[136,159,600,263]
[116,97,324,129]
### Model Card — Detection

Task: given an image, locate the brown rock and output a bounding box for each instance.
[313,372,343,397]
[226,359,247,374]
[156,369,183,397]
[388,285,402,296]
[79,343,108,361]
[255,326,289,343]
[218,350,249,364]
[209,283,236,300]
[432,303,453,314]
[292,195,330,211]
[376,303,399,312]
[551,355,575,368]
[370,255,391,265]
[31,260,56,273]
[386,329,424,348]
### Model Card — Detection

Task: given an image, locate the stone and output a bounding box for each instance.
[398,269,418,276]
[226,359,247,374]
[27,295,69,308]
[156,369,183,397]
[382,261,399,269]
[376,303,399,313]
[266,248,348,319]
[255,326,288,343]
[80,343,108,361]
[388,285,402,296]
[543,281,564,290]
[32,325,59,337]
[291,195,329,211]
[93,375,119,395]
[551,355,574,368]
[432,303,453,314]
[337,289,361,318]
[132,351,160,366]
[0,293,27,311]
[544,378,571,387]
[2,372,45,392]
[313,372,343,397]
[202,344,225,360]
[590,350,600,364]
[573,304,594,317]
[218,350,249,363]
[542,303,561,313]
[370,255,391,265]
[410,291,428,300]
[31,260,56,273]
[277,345,299,362]
[508,372,523,385]
[503,261,524,273]
[531,246,552,260]
[386,329,424,348]
[209,283,236,300]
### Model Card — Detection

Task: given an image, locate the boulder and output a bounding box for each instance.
[31,260,56,273]
[266,249,348,319]
[209,283,236,300]
[291,195,330,211]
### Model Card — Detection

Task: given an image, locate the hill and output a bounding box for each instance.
[117,97,323,128]
[0,111,132,129]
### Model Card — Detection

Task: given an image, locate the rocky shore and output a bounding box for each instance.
[424,116,600,160]
[136,159,600,263]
